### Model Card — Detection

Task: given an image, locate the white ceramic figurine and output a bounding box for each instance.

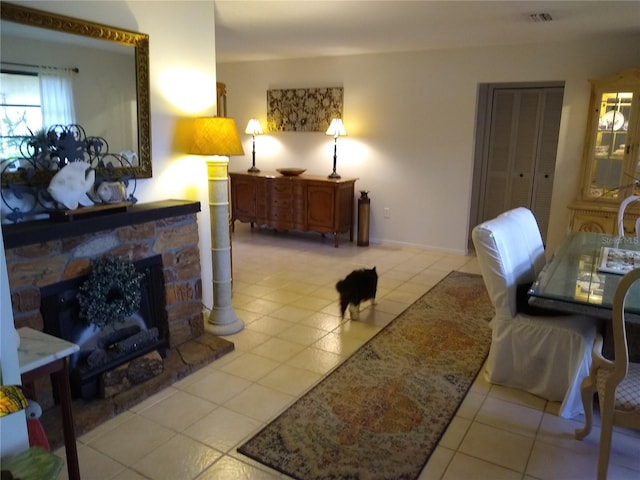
[48,162,96,210]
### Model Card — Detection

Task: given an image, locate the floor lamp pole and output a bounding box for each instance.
[205,158,244,335]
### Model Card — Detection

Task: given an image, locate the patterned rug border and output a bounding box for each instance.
[238,270,493,480]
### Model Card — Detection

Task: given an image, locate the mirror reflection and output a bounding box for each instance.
[0,2,152,184]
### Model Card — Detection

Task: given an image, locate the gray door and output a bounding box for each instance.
[473,84,564,243]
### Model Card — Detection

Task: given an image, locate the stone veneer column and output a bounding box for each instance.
[205,159,244,335]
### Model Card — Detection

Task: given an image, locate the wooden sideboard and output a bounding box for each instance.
[229,171,357,247]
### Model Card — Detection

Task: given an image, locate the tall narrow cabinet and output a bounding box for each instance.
[569,69,640,233]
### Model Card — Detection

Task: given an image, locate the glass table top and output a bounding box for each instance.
[529,232,640,322]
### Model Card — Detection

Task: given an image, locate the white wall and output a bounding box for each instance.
[219,35,640,254]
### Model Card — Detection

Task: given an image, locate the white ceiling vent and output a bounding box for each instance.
[528,13,553,23]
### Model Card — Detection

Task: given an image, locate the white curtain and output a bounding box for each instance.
[39,67,76,127]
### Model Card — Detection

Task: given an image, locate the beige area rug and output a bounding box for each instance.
[238,271,494,480]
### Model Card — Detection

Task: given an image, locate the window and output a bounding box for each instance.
[0,71,42,162]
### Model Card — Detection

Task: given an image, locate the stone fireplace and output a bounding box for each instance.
[2,200,231,411]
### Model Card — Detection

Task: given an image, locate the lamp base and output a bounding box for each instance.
[247,165,260,173]
[328,172,341,179]
[205,305,244,336]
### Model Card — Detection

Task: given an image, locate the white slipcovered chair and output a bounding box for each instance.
[472,207,599,418]
[575,267,640,480]
[498,207,546,276]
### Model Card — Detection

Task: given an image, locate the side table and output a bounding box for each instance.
[17,327,80,480]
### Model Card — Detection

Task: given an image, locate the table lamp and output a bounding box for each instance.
[244,118,263,173]
[189,116,245,335]
[326,118,346,179]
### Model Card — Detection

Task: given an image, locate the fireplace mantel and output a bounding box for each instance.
[2,199,201,249]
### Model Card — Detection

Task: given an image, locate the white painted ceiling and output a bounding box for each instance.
[214,0,640,63]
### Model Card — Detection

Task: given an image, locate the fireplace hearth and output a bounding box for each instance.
[40,255,168,399]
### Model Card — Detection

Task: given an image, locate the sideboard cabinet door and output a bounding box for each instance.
[230,174,257,225]
[336,182,356,237]
[307,182,335,232]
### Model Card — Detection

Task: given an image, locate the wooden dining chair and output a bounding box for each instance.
[575,267,640,480]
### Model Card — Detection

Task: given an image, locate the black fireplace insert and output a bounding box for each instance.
[40,255,168,399]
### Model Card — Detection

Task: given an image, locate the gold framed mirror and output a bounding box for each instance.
[0,2,152,184]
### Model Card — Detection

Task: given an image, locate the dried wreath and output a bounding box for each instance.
[77,256,143,329]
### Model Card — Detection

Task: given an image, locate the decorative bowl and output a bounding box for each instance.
[277,168,306,177]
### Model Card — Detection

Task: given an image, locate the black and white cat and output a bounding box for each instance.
[336,267,378,320]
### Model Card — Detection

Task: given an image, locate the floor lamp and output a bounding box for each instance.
[189,117,245,335]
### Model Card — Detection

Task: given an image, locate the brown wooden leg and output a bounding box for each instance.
[52,360,80,480]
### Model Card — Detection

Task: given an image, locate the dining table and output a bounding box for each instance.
[528,231,640,323]
[529,231,640,361]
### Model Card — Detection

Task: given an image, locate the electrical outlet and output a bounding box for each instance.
[383,207,390,219]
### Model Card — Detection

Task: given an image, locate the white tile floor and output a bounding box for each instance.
[55,224,640,480]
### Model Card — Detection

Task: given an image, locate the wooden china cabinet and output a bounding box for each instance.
[229,171,357,247]
[568,69,640,233]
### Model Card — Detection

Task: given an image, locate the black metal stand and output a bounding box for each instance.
[247,135,260,173]
[328,137,341,179]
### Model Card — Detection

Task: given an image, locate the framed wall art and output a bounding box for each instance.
[267,87,343,132]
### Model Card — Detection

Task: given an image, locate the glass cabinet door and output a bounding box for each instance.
[582,70,640,202]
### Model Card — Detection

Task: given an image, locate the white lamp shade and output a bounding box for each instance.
[326,118,346,137]
[245,118,263,135]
